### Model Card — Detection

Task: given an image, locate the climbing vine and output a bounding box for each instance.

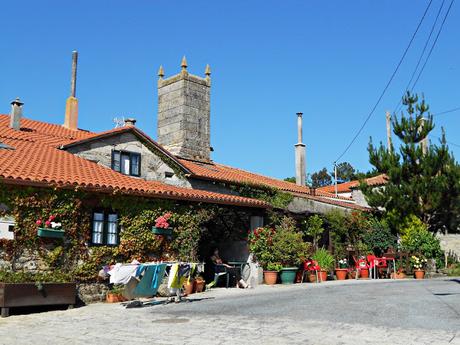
[229,183,293,209]
[0,184,246,282]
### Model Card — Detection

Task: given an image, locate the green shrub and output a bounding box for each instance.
[0,270,73,283]
[303,215,324,251]
[312,248,335,271]
[266,263,283,271]
[363,219,396,255]
[400,215,443,261]
[272,227,310,267]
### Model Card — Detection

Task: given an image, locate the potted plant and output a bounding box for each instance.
[194,276,205,293]
[356,256,369,279]
[390,261,407,279]
[271,218,311,284]
[183,278,195,296]
[264,263,282,285]
[335,258,348,280]
[248,227,278,285]
[36,215,64,239]
[312,248,334,282]
[0,270,75,317]
[411,255,427,279]
[106,284,127,303]
[152,212,173,237]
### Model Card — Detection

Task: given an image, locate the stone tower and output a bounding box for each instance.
[157,57,211,162]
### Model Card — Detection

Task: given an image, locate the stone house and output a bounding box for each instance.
[0,55,370,291]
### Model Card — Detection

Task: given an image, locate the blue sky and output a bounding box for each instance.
[1,1,459,180]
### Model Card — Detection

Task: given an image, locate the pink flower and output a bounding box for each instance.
[45,220,51,227]
[36,219,42,226]
[49,215,56,221]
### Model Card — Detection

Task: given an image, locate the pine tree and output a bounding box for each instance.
[362,92,460,233]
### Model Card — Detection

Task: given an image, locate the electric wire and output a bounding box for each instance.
[334,0,434,163]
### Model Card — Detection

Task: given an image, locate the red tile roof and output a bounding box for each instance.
[178,159,364,207]
[316,174,387,194]
[0,115,268,208]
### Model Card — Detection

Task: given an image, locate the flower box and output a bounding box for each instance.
[0,282,76,317]
[37,227,65,239]
[151,227,173,236]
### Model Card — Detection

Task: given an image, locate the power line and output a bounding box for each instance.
[409,0,455,92]
[447,141,460,148]
[334,0,434,163]
[393,0,446,114]
[434,106,460,116]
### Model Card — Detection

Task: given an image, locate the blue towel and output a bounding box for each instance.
[133,264,167,298]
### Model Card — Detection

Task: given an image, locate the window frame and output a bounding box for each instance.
[111,150,141,177]
[90,209,120,246]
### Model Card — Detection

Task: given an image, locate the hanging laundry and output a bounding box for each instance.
[108,263,139,284]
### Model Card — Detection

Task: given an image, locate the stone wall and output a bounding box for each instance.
[66,132,190,188]
[437,233,460,262]
[287,196,354,215]
[157,71,211,161]
[77,282,109,304]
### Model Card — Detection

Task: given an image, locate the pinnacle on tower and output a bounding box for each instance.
[181,56,188,70]
[158,65,165,78]
[205,64,211,77]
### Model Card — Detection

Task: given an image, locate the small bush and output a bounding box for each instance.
[312,248,335,271]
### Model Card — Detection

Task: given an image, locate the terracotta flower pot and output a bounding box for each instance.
[414,270,425,279]
[391,272,407,279]
[348,271,356,279]
[359,268,369,279]
[183,279,195,295]
[335,268,348,280]
[263,271,278,285]
[194,279,205,293]
[106,293,127,303]
[308,273,319,283]
[320,270,328,282]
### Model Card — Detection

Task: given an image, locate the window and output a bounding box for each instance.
[111,150,141,177]
[91,211,119,245]
[164,171,174,179]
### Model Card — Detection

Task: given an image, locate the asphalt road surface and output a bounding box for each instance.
[0,278,459,345]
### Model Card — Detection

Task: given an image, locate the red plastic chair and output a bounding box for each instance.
[302,259,321,283]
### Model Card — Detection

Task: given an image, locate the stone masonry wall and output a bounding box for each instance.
[67,132,190,188]
[437,233,460,262]
[157,72,211,161]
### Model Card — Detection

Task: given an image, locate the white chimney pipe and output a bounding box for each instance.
[295,112,306,186]
[9,98,23,130]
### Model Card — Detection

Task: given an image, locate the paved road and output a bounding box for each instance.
[0,278,459,345]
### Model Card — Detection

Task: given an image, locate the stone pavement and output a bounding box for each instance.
[0,278,459,345]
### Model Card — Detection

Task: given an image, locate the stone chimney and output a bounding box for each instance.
[295,112,306,186]
[9,98,24,130]
[124,118,137,127]
[157,57,211,162]
[64,51,79,130]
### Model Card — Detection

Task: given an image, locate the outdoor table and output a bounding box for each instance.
[228,261,251,281]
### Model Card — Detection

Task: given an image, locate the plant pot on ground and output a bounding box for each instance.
[359,268,369,279]
[194,277,205,293]
[106,284,127,303]
[280,267,298,284]
[264,263,282,285]
[335,269,348,280]
[183,279,195,295]
[414,270,425,279]
[335,258,349,280]
[312,249,334,282]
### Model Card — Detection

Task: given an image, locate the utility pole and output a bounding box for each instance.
[334,162,338,197]
[386,111,392,152]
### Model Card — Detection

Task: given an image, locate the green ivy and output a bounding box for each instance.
[229,183,293,209]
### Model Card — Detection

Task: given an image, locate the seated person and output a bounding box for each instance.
[210,248,248,288]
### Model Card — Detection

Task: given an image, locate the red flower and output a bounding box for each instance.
[45,220,51,227]
[49,215,56,221]
[36,219,42,226]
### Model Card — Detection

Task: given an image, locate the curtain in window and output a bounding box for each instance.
[107,214,118,245]
[121,154,130,175]
[92,212,104,244]
[131,154,140,176]
[112,151,121,172]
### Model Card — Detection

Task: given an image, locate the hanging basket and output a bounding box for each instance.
[151,227,173,236]
[37,228,65,239]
